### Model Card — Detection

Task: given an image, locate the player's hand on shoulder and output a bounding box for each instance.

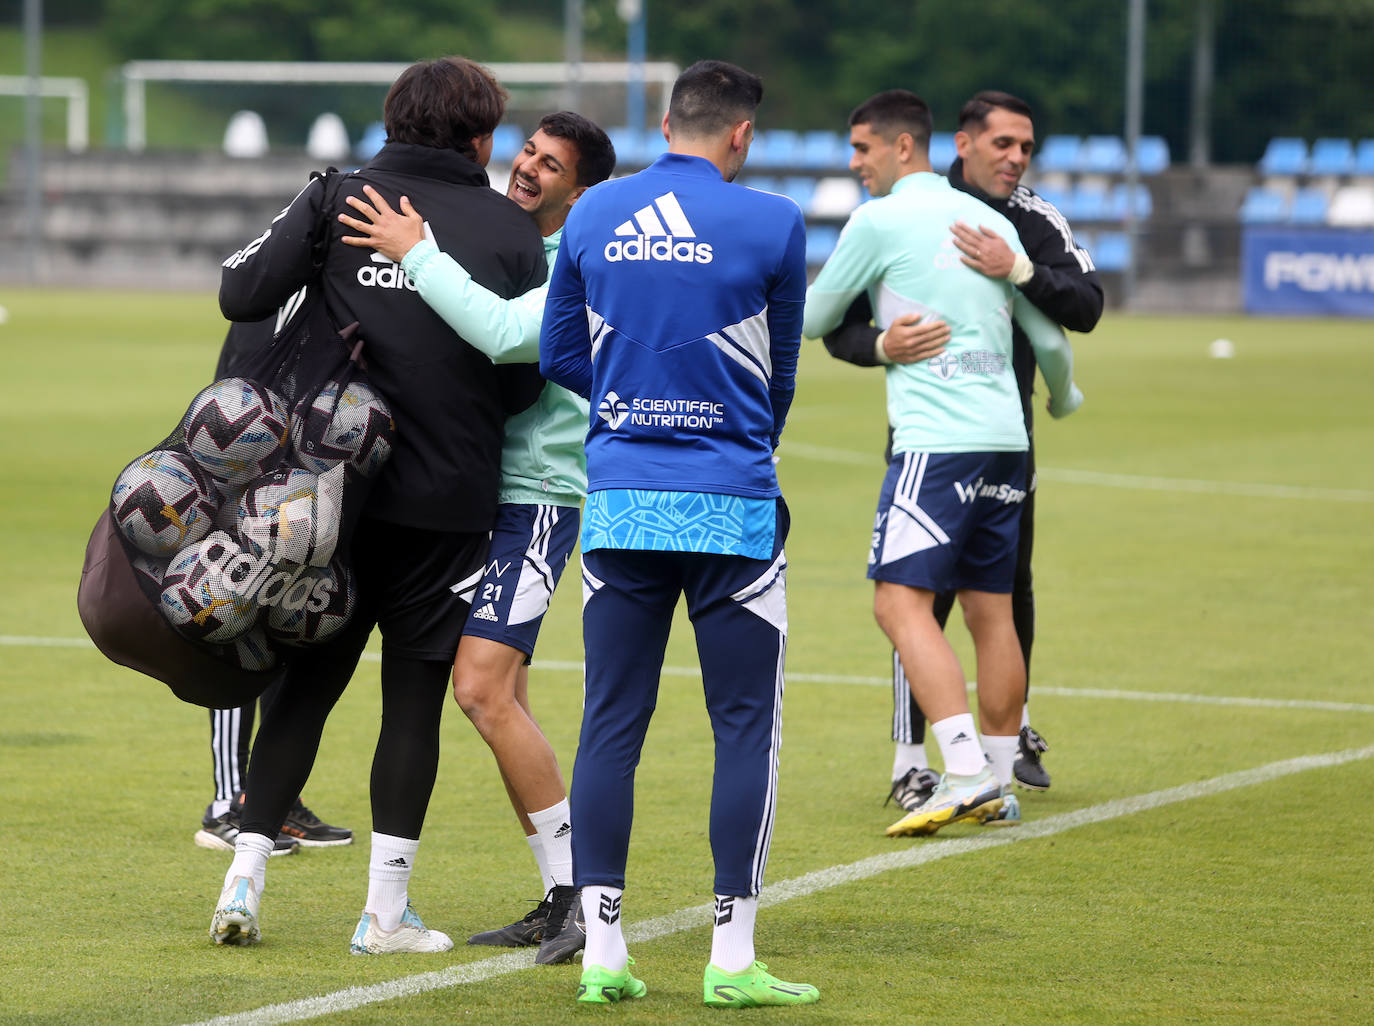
[950,221,1014,280]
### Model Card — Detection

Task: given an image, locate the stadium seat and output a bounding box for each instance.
[1327,184,1374,226]
[491,124,526,162]
[1079,135,1127,175]
[742,175,781,195]
[805,224,840,266]
[1071,182,1111,222]
[354,120,387,161]
[800,130,850,170]
[608,127,665,168]
[751,129,803,168]
[1031,182,1073,215]
[223,110,268,158]
[1258,137,1308,176]
[929,132,957,173]
[306,113,349,162]
[1092,230,1131,272]
[1133,135,1171,175]
[1238,185,1289,223]
[810,176,863,218]
[1355,139,1374,177]
[1108,182,1154,221]
[1309,137,1354,177]
[1288,186,1330,224]
[780,176,817,210]
[1035,135,1081,175]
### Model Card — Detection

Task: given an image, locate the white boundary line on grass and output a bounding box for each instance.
[5,636,1372,716]
[782,441,1374,504]
[183,743,1374,1026]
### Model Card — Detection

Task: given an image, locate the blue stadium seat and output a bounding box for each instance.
[1079,135,1127,175]
[1356,139,1374,177]
[929,132,957,173]
[1133,135,1170,175]
[1035,135,1082,175]
[1092,231,1131,272]
[1258,137,1308,176]
[805,224,840,266]
[742,175,780,195]
[1031,182,1073,216]
[1288,187,1330,224]
[1238,185,1289,223]
[608,127,665,167]
[751,129,803,168]
[1309,137,1354,177]
[353,120,387,161]
[800,130,850,170]
[1071,182,1110,221]
[491,124,526,162]
[780,176,817,210]
[1108,182,1153,220]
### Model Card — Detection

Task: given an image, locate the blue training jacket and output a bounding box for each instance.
[540,152,807,501]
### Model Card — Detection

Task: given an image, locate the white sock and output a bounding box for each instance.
[528,799,573,888]
[225,832,273,898]
[366,832,419,933]
[1021,704,1031,730]
[709,894,758,973]
[892,742,929,779]
[580,886,627,971]
[931,713,986,776]
[525,833,554,894]
[982,734,1019,788]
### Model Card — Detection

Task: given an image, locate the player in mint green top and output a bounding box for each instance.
[339,112,616,964]
[803,90,1083,838]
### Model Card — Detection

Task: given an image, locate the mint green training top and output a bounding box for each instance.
[803,172,1082,455]
[402,227,589,508]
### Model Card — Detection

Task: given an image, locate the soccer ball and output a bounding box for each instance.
[290,378,395,477]
[265,560,355,646]
[111,449,216,557]
[227,625,277,671]
[237,467,340,567]
[128,551,170,591]
[159,532,259,644]
[182,377,288,485]
[212,482,246,535]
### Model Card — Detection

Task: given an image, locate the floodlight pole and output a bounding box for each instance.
[23,0,43,282]
[564,0,583,111]
[1123,0,1145,309]
[1188,0,1214,169]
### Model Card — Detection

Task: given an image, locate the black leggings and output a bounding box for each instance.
[237,613,452,841]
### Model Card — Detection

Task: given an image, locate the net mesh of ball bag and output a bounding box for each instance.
[79,175,397,706]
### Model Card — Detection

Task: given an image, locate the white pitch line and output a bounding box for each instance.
[780,441,1374,503]
[183,743,1374,1026]
[6,637,1370,715]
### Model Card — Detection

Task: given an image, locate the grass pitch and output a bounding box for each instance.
[1,289,1371,1025]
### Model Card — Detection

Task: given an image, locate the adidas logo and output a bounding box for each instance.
[383,856,409,868]
[950,731,974,744]
[356,251,418,291]
[554,822,572,839]
[604,191,714,264]
[472,602,500,622]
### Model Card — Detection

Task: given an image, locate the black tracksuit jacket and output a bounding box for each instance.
[220,141,547,533]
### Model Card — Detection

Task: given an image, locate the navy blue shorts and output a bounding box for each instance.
[459,502,580,657]
[867,451,1027,594]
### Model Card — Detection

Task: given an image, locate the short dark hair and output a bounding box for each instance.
[384,56,506,160]
[849,90,933,151]
[958,90,1034,133]
[668,60,764,139]
[537,111,617,188]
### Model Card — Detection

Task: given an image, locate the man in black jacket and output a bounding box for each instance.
[209,56,547,954]
[823,90,1102,808]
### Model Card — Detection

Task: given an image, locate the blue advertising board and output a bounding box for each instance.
[1243,228,1374,316]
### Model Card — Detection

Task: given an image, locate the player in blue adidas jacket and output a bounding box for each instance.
[540,60,818,1009]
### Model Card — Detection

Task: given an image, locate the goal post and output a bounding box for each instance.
[0,75,88,151]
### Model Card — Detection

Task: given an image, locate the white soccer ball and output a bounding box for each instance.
[264,560,355,646]
[1209,338,1235,359]
[237,467,339,566]
[227,625,278,671]
[290,378,395,478]
[159,532,259,644]
[182,377,289,484]
[129,551,170,592]
[111,449,216,557]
